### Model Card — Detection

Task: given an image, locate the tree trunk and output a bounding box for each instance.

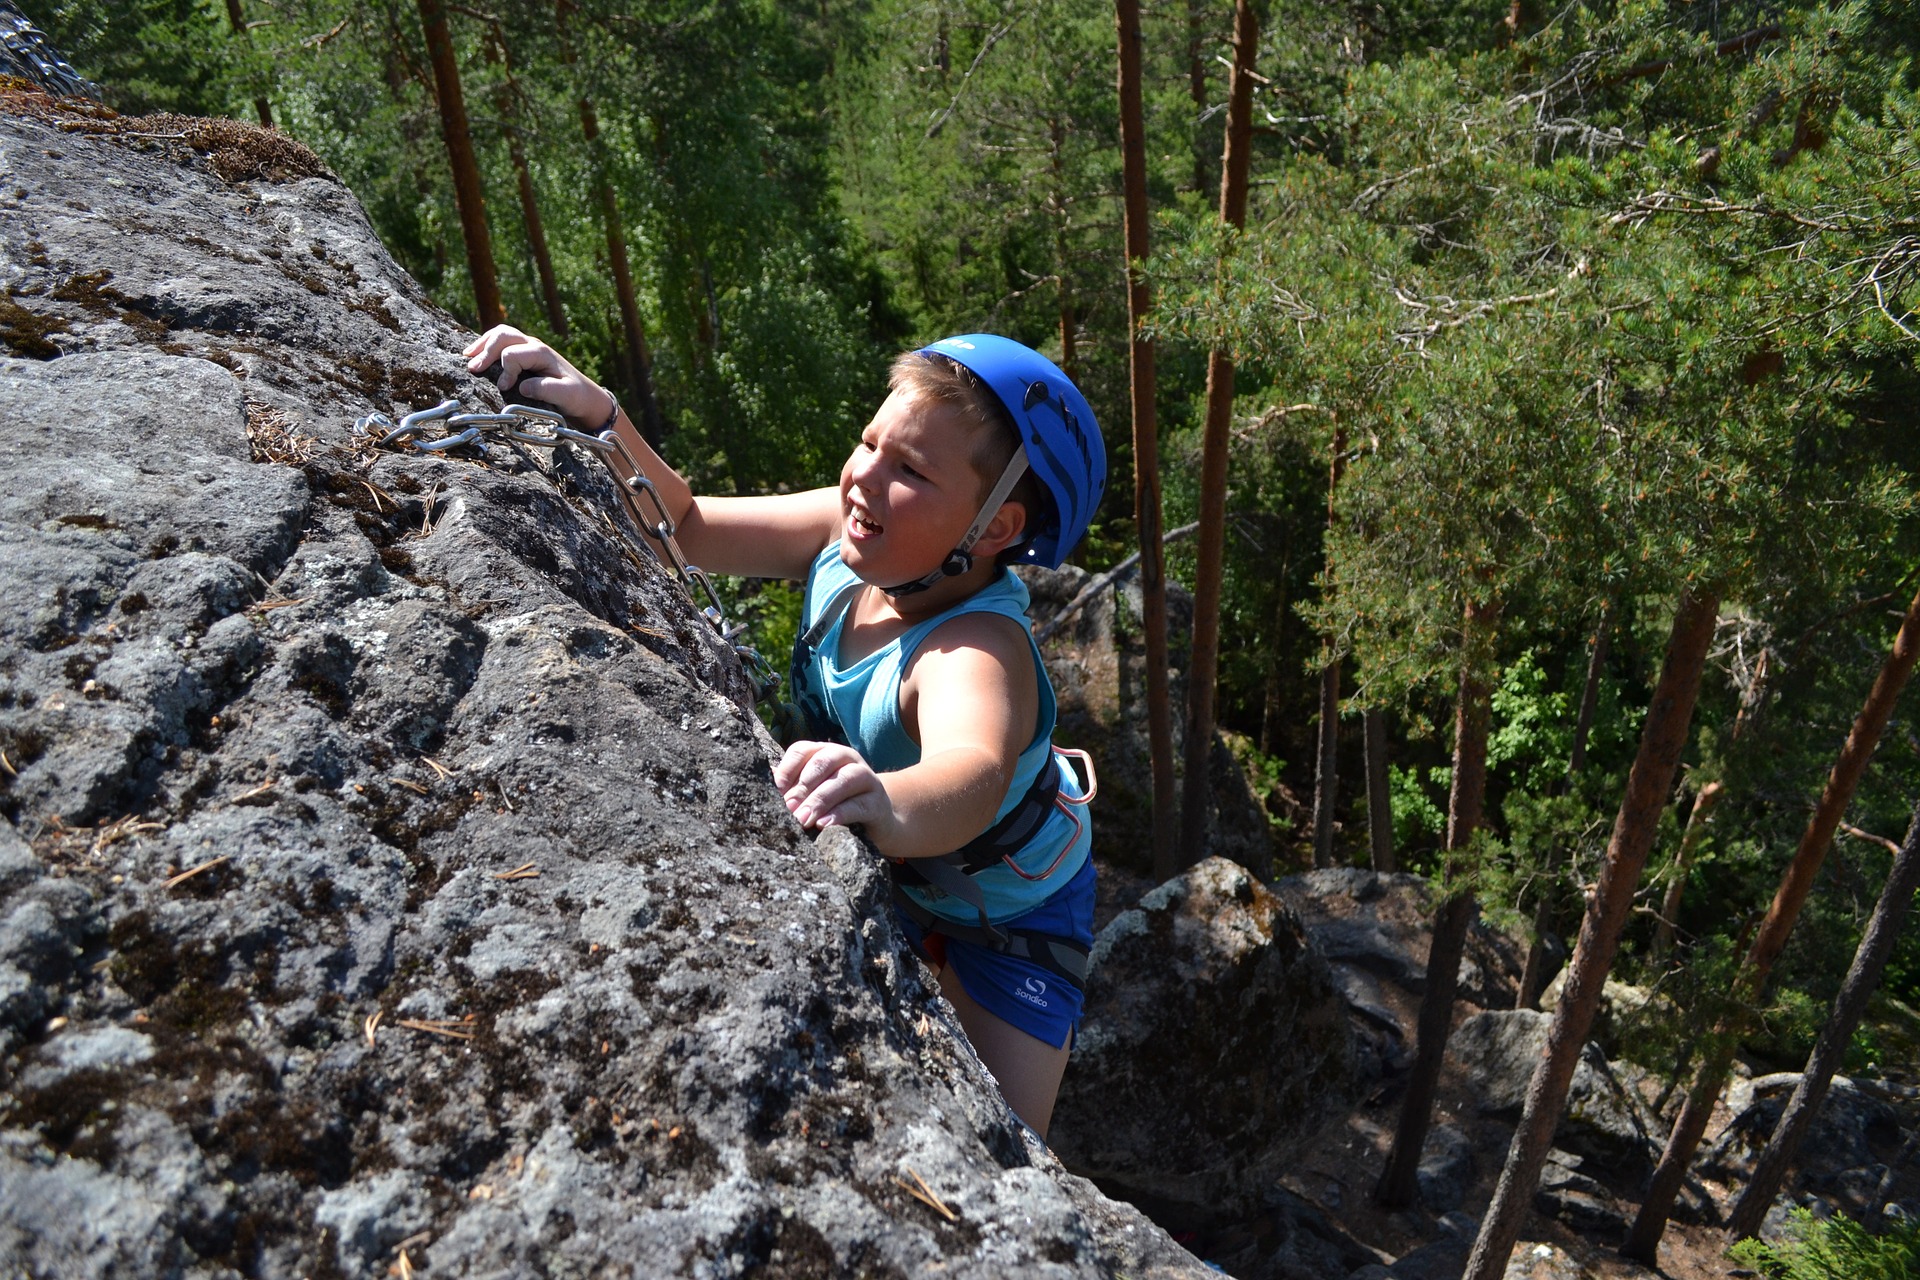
[1727,801,1920,1239]
[1365,708,1395,873]
[1568,598,1613,777]
[1519,600,1615,1006]
[1185,0,1209,193]
[1376,597,1496,1208]
[491,50,567,339]
[1311,658,1341,868]
[1115,0,1177,882]
[1310,425,1348,869]
[1462,586,1721,1280]
[1651,779,1723,961]
[1177,0,1259,869]
[417,0,504,328]
[222,0,273,129]
[557,1,664,446]
[1653,648,1765,961]
[1624,580,1920,1266]
[1048,113,1076,379]
[1260,561,1291,756]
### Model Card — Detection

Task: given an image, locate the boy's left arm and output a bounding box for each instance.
[774,613,1037,858]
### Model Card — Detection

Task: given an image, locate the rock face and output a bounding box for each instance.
[1050,858,1358,1221]
[0,98,1209,1278]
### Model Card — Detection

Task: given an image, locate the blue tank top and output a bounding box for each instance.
[794,542,1091,925]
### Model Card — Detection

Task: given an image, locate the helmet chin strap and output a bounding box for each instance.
[881,447,1030,598]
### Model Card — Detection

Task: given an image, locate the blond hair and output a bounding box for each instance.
[888,352,1047,556]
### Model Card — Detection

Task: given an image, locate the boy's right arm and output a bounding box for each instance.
[463,326,841,581]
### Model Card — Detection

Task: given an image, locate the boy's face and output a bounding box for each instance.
[838,389,1003,587]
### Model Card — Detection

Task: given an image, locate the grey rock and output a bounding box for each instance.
[1279,869,1524,1010]
[1417,1124,1474,1213]
[1450,1010,1658,1171]
[0,107,1209,1278]
[0,822,101,1054]
[1274,870,1525,1090]
[1502,1241,1588,1280]
[1533,1149,1621,1232]
[1217,1188,1388,1280]
[1391,1234,1470,1280]
[1052,858,1357,1219]
[1706,1072,1900,1184]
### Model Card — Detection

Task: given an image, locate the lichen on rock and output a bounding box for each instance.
[0,96,1210,1278]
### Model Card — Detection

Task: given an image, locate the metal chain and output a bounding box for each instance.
[353,399,781,703]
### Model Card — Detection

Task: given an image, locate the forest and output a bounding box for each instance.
[24,0,1920,1273]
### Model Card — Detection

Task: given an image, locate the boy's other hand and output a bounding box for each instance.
[463,326,608,426]
[775,741,888,834]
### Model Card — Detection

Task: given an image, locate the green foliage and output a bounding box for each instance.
[1226,735,1294,838]
[36,0,261,116]
[1389,763,1446,866]
[1729,1209,1920,1280]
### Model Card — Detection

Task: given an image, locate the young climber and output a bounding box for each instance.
[462,326,1104,1138]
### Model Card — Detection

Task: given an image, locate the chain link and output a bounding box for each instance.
[354,399,781,703]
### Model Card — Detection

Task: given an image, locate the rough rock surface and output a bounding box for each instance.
[0,100,1209,1278]
[1051,858,1358,1221]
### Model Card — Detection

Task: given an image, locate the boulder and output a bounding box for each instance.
[1703,1071,1908,1217]
[1532,1149,1621,1233]
[1449,1010,1659,1171]
[1415,1122,1474,1213]
[1279,869,1524,1009]
[0,97,1210,1278]
[1273,869,1525,1085]
[1502,1241,1590,1280]
[1199,1188,1386,1280]
[1537,969,1664,1054]
[1051,857,1357,1219]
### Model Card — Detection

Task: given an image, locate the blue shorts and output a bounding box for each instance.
[895,856,1096,1051]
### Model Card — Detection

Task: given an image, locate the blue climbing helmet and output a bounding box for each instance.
[888,334,1105,593]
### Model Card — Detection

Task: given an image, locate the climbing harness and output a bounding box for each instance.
[778,569,1097,974]
[352,398,779,702]
[890,749,1097,985]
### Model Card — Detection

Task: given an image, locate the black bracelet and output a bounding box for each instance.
[593,389,620,435]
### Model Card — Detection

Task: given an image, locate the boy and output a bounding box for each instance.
[463,326,1104,1138]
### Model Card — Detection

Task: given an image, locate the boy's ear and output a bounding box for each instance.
[974,499,1028,558]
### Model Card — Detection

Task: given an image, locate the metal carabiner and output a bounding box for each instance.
[412,426,486,452]
[379,399,460,447]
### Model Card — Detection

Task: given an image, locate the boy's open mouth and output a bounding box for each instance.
[849,507,883,536]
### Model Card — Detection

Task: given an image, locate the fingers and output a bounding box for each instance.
[514,373,573,407]
[458,329,601,421]
[461,324,529,365]
[772,740,826,792]
[776,742,882,830]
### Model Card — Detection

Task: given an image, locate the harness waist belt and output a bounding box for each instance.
[892,886,1090,986]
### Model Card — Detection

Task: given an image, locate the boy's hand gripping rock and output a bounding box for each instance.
[775,740,889,835]
[464,325,611,426]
